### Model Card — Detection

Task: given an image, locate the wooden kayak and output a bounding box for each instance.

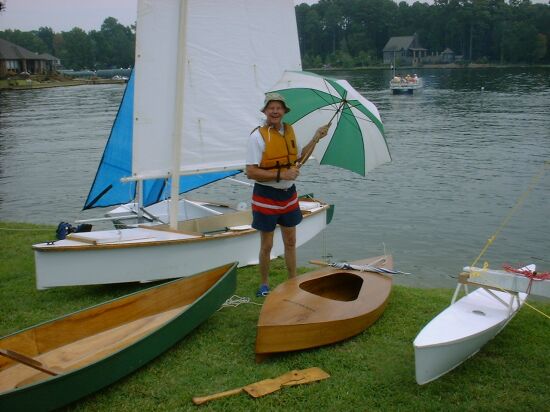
[0,262,237,411]
[255,256,393,361]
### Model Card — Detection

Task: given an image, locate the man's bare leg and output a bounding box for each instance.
[280,225,297,278]
[259,230,274,285]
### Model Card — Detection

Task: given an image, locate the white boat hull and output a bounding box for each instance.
[34,203,329,289]
[413,287,526,385]
[390,77,423,94]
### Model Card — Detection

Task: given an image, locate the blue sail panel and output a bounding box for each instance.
[84,73,135,209]
[84,71,240,210]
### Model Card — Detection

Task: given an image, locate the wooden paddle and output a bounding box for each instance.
[0,348,62,376]
[192,367,329,405]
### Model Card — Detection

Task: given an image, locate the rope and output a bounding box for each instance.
[465,160,550,319]
[0,226,53,232]
[218,295,262,310]
[502,264,550,296]
[469,160,549,269]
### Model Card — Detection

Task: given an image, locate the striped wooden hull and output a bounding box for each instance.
[0,263,237,412]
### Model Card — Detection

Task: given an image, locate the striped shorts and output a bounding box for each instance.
[251,183,303,232]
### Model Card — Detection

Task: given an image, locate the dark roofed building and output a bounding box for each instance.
[383,33,427,66]
[0,38,60,77]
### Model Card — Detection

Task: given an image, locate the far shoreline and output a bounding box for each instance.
[309,62,550,71]
[1,64,548,91]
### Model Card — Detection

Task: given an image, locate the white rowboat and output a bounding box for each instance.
[413,264,533,385]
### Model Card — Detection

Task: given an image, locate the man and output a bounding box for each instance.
[246,93,329,297]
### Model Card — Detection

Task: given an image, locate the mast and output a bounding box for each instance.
[169,0,189,229]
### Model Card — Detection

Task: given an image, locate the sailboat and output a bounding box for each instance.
[32,0,332,289]
[82,71,241,228]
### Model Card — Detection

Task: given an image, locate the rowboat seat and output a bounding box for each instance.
[299,273,363,301]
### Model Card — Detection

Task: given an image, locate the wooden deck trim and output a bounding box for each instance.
[138,225,204,237]
[33,204,329,252]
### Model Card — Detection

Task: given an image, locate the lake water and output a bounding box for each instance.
[1,67,549,288]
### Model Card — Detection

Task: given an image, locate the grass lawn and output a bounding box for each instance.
[1,222,548,411]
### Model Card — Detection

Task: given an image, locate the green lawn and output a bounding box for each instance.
[1,222,548,411]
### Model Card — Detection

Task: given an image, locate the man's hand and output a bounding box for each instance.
[314,124,330,142]
[280,166,300,181]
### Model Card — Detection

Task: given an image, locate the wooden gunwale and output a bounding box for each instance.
[0,262,237,409]
[33,204,328,252]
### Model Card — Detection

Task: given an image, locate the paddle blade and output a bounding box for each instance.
[244,367,330,398]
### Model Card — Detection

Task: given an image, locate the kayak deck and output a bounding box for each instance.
[256,256,393,358]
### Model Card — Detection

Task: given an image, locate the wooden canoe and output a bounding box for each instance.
[0,262,237,412]
[255,256,393,361]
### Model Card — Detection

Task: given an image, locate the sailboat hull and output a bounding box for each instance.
[33,204,329,288]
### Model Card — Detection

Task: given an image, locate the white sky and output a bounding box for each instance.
[0,0,137,32]
[0,0,547,32]
[0,0,312,32]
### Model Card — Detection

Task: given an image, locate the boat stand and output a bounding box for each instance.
[452,271,521,316]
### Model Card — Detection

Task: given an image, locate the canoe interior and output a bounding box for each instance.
[299,272,363,301]
[0,263,234,394]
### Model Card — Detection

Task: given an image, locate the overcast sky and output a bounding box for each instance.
[0,0,547,33]
[1,0,312,32]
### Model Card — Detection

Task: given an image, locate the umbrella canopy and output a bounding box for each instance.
[268,71,391,176]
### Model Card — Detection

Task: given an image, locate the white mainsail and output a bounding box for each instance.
[132,0,302,180]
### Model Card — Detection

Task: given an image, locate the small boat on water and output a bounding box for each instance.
[255,256,393,362]
[413,264,536,385]
[389,74,423,94]
[0,262,237,411]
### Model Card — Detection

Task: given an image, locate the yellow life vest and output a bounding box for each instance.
[258,123,298,170]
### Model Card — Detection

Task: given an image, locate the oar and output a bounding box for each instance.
[192,367,329,405]
[0,348,62,376]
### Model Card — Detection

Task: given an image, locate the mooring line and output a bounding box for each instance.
[468,160,549,319]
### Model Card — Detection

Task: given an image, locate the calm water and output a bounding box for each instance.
[1,68,549,288]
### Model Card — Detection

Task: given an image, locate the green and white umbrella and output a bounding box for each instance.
[268,71,391,176]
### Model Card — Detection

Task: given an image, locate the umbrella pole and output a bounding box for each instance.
[297,101,345,168]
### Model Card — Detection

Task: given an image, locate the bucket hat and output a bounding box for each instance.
[260,92,290,113]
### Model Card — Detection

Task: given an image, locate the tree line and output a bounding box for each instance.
[0,17,134,70]
[1,0,549,71]
[297,0,550,67]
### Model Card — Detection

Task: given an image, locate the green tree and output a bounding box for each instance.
[0,29,48,53]
[60,28,94,69]
[91,17,134,69]
[36,27,55,55]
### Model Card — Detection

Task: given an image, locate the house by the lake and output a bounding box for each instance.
[0,38,60,77]
[383,33,427,66]
[383,33,456,66]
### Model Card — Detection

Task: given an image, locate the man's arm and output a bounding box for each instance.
[297,124,330,166]
[246,164,299,182]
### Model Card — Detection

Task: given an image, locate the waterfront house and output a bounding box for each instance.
[0,38,60,77]
[383,33,427,66]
